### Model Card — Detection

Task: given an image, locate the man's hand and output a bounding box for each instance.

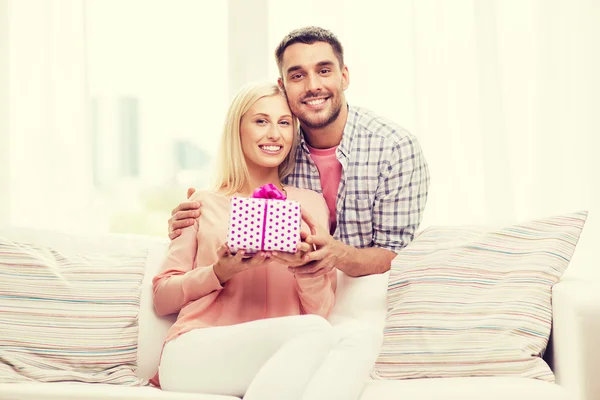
[285,209,350,278]
[268,230,313,268]
[168,187,200,240]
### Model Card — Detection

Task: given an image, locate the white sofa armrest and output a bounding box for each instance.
[551,278,600,400]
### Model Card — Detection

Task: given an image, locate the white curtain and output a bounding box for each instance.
[5,0,599,277]
[268,0,600,278]
[8,0,95,231]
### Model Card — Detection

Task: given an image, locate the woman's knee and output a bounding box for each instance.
[299,314,333,333]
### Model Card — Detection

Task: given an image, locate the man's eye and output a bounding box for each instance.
[320,69,331,74]
[291,73,302,80]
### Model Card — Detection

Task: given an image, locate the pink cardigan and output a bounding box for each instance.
[152,186,336,346]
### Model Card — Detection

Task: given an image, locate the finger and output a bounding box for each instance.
[168,229,182,241]
[289,262,324,276]
[301,209,318,236]
[216,243,229,258]
[175,209,201,221]
[248,252,268,265]
[310,266,333,278]
[269,251,297,263]
[296,242,312,253]
[270,253,306,268]
[233,249,246,261]
[172,219,195,231]
[171,201,201,216]
[302,247,328,262]
[187,187,197,199]
[295,267,330,278]
[304,234,328,247]
[300,230,310,240]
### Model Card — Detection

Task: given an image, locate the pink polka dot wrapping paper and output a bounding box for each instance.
[227,197,302,254]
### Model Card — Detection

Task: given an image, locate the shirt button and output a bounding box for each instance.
[311,166,317,172]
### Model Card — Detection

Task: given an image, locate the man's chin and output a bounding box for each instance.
[299,115,336,130]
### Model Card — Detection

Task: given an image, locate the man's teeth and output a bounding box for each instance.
[306,98,326,105]
[261,145,281,151]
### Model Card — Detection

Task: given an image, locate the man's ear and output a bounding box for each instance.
[341,65,350,91]
[277,77,285,91]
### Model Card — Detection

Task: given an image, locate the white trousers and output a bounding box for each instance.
[159,315,382,400]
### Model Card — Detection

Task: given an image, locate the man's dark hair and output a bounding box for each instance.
[275,26,344,76]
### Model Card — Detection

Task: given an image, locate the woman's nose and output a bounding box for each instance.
[266,125,281,140]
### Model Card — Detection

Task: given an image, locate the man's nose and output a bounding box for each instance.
[305,73,322,93]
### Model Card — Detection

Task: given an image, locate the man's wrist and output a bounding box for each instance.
[334,240,354,274]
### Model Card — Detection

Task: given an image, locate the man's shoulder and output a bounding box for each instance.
[349,104,418,147]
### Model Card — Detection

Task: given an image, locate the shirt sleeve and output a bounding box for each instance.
[294,192,336,318]
[152,217,224,316]
[373,135,430,253]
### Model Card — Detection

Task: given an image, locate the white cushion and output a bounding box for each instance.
[328,270,390,329]
[359,377,567,400]
[0,382,240,400]
[136,240,175,380]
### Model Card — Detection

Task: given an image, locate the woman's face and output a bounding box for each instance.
[240,94,295,173]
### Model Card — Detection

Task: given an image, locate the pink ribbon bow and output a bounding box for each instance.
[251,183,287,200]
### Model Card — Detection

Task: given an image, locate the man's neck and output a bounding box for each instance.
[301,103,349,149]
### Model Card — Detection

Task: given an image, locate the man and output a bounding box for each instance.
[168,26,430,278]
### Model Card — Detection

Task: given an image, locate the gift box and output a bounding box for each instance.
[227,184,302,254]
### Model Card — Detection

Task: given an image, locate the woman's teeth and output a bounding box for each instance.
[260,145,281,152]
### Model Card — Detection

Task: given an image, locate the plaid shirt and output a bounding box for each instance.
[283,104,430,253]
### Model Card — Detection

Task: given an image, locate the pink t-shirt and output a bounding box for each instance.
[307,145,342,234]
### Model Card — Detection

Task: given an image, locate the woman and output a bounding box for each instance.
[151,82,338,399]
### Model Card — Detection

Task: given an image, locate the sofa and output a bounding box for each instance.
[0,223,599,400]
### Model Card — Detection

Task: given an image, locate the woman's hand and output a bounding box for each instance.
[212,243,270,285]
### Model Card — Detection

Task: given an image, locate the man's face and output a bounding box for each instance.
[278,42,349,130]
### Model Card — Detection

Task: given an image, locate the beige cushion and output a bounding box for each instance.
[372,212,587,381]
[0,228,151,385]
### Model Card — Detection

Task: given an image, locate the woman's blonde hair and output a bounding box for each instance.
[213,82,299,195]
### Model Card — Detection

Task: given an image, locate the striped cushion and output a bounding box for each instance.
[0,236,147,385]
[372,212,587,381]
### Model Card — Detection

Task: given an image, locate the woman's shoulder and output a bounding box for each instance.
[188,189,229,204]
[285,186,325,203]
[286,186,329,226]
[286,186,328,213]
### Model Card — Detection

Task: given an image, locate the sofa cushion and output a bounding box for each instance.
[136,240,176,380]
[360,377,567,400]
[0,382,241,400]
[371,212,587,382]
[0,228,154,385]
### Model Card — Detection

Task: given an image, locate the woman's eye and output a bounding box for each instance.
[256,119,267,125]
[279,120,291,126]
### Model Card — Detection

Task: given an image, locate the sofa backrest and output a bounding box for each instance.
[136,240,174,380]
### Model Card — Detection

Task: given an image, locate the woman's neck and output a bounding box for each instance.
[238,169,284,197]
